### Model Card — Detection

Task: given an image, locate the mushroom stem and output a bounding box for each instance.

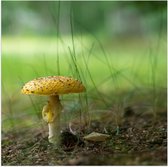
[42,95,63,144]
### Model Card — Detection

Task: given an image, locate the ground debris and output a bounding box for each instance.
[2,112,167,165]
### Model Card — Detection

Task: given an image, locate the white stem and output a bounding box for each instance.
[48,120,60,144]
[48,105,61,144]
[42,95,63,144]
[48,122,59,138]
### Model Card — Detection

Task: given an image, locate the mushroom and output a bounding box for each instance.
[21,76,86,144]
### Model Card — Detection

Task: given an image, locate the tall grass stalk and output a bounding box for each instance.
[148,42,160,119]
[72,14,126,131]
[56,1,61,75]
[2,82,16,132]
[68,6,90,126]
[148,10,164,119]
[82,44,109,107]
[49,1,61,75]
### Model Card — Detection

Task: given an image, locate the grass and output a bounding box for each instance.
[2,34,167,132]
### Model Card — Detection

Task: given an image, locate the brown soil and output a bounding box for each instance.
[2,110,167,165]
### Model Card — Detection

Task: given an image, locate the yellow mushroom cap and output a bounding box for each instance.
[21,76,86,96]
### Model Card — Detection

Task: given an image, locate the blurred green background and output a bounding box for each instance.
[2,1,167,133]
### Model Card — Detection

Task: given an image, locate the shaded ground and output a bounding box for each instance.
[2,109,167,165]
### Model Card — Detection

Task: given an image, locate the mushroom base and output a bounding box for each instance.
[48,120,61,144]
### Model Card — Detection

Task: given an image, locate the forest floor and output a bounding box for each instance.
[2,107,167,165]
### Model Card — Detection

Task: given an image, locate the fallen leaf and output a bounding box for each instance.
[83,132,110,142]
